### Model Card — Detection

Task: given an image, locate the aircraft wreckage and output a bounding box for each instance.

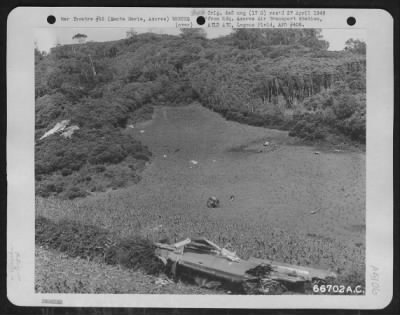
[155,237,337,294]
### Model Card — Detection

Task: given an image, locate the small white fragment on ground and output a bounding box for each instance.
[40,119,70,140]
[140,130,145,134]
[310,209,321,215]
[155,278,173,286]
[128,124,134,129]
[151,224,163,231]
[190,160,198,165]
[163,154,167,158]
[157,256,168,265]
[61,125,79,139]
[263,141,270,146]
[334,149,343,152]
[314,151,320,155]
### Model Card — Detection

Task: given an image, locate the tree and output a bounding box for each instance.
[232,29,263,49]
[72,33,88,44]
[344,39,366,54]
[299,29,329,50]
[180,28,207,39]
[231,29,329,50]
[126,28,137,38]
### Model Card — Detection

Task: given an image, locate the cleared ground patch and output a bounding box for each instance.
[36,103,365,292]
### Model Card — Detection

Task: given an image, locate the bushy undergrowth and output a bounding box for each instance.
[35,126,151,198]
[35,29,365,198]
[36,216,165,275]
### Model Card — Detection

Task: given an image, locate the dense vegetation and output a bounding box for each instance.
[35,29,365,198]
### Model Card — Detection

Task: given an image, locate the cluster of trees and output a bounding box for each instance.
[35,29,366,198]
[35,36,155,199]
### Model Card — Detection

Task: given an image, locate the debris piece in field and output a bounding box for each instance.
[220,247,241,262]
[174,148,180,153]
[206,196,220,208]
[229,195,235,201]
[190,160,198,165]
[155,278,173,286]
[40,120,70,140]
[184,238,240,262]
[163,154,167,158]
[194,277,221,289]
[173,238,191,249]
[334,149,343,152]
[128,124,134,129]
[61,125,80,139]
[314,151,320,155]
[154,237,337,294]
[310,209,321,215]
[140,130,145,134]
[246,263,273,278]
[263,141,270,146]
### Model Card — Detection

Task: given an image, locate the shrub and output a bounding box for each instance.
[133,153,150,161]
[289,112,329,141]
[64,187,88,199]
[332,94,358,119]
[61,168,73,176]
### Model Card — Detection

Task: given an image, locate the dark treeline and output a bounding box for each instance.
[35,29,365,198]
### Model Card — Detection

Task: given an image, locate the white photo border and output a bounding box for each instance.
[7,7,394,309]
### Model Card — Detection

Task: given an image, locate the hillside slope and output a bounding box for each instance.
[35,29,365,199]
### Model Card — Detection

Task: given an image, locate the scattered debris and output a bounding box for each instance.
[246,263,273,278]
[61,125,80,139]
[163,154,167,158]
[190,160,198,165]
[140,130,145,134]
[128,124,135,129]
[206,196,220,208]
[37,217,337,294]
[263,141,270,146]
[334,149,343,153]
[184,238,240,262]
[155,238,337,294]
[40,120,70,140]
[314,151,320,155]
[174,148,180,153]
[155,277,173,286]
[229,195,235,201]
[194,277,222,289]
[310,209,321,215]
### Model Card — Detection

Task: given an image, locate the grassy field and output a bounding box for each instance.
[35,246,220,294]
[36,103,365,292]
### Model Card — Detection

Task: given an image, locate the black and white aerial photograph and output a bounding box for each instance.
[34,27,366,295]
